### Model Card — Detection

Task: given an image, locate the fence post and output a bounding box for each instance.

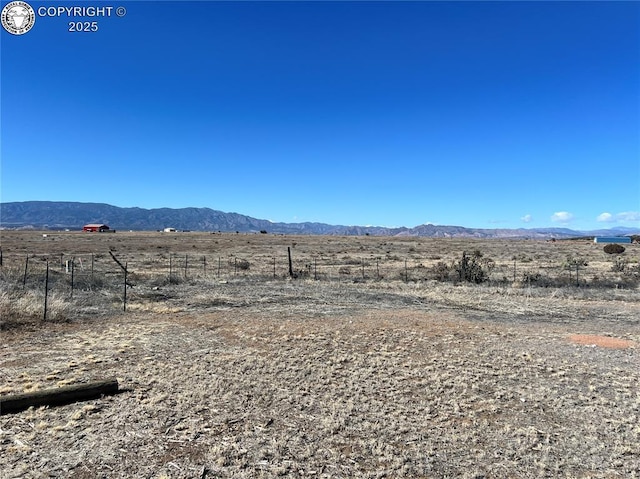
[404,259,408,283]
[273,257,276,278]
[169,254,173,282]
[43,261,49,321]
[184,254,188,279]
[234,257,237,275]
[288,247,293,277]
[0,248,3,266]
[123,262,128,312]
[22,256,30,288]
[203,255,206,276]
[70,257,75,298]
[91,253,95,287]
[218,257,221,278]
[314,258,318,280]
[362,259,365,280]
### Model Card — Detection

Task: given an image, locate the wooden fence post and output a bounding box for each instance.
[288,247,293,277]
[184,254,188,279]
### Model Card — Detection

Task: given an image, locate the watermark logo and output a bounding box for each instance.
[2,1,36,35]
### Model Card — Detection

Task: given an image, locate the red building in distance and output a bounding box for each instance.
[82,224,110,232]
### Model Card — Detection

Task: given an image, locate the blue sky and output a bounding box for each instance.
[1,1,639,230]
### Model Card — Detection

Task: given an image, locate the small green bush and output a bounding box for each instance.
[454,251,493,284]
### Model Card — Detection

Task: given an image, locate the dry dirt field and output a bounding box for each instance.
[1,231,639,478]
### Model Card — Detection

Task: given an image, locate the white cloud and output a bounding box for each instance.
[616,211,640,222]
[521,214,532,223]
[596,212,613,222]
[596,211,639,223]
[551,211,574,223]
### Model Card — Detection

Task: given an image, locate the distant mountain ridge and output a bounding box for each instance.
[1,201,638,238]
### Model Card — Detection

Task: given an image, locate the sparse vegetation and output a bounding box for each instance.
[611,256,627,273]
[0,230,638,477]
[431,261,451,281]
[1,232,638,329]
[236,259,250,271]
[454,250,494,284]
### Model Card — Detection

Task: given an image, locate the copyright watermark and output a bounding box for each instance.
[2,2,127,34]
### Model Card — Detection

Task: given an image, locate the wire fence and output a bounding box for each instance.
[2,245,639,322]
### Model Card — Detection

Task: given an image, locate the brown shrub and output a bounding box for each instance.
[603,244,625,254]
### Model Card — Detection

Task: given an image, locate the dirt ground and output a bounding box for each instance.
[1,280,639,478]
[1,232,639,477]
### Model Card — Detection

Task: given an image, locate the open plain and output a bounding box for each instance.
[1,231,639,478]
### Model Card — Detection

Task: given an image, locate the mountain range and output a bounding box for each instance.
[1,201,638,239]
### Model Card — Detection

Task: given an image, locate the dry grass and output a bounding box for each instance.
[1,231,639,477]
[0,285,70,329]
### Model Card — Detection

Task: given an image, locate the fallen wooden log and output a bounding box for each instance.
[0,379,119,415]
